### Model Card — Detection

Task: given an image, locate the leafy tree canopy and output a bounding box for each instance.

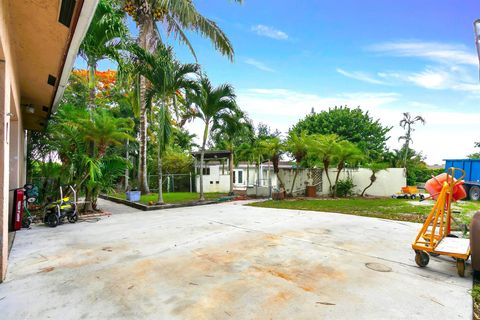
[291,106,391,161]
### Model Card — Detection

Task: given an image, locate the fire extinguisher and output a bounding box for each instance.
[10,188,24,231]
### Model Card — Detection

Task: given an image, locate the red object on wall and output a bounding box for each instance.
[11,189,24,231]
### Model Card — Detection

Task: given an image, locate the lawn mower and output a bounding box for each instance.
[44,185,78,228]
[411,167,470,277]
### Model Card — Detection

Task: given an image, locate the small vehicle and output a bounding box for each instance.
[44,185,78,228]
[392,186,425,200]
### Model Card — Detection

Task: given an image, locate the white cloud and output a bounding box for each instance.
[251,24,288,40]
[244,58,275,72]
[368,40,478,66]
[338,66,480,93]
[336,68,387,85]
[406,69,450,89]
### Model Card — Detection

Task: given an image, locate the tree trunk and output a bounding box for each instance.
[83,61,96,212]
[229,152,234,195]
[289,162,300,197]
[246,162,250,188]
[157,146,164,204]
[125,139,129,191]
[199,121,209,201]
[137,17,157,195]
[138,89,150,194]
[323,160,333,193]
[332,163,345,197]
[87,61,96,118]
[361,173,377,197]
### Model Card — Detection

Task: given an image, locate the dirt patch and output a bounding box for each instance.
[38,266,55,273]
[79,231,346,319]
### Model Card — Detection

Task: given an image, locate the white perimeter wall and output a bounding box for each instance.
[319,168,406,197]
[197,164,406,197]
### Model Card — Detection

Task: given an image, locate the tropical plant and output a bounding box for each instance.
[361,162,389,197]
[79,0,127,115]
[306,134,340,193]
[336,177,356,197]
[188,77,238,200]
[292,106,391,161]
[77,109,134,158]
[285,131,311,196]
[398,112,425,168]
[332,140,363,197]
[259,137,285,189]
[122,0,241,194]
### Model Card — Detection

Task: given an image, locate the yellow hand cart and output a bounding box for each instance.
[412,167,470,277]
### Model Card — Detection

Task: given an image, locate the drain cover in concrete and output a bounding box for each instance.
[365,262,392,272]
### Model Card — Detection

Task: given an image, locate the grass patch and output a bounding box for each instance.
[249,197,480,224]
[110,192,227,205]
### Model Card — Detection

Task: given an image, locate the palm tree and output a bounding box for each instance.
[132,43,198,202]
[398,112,425,168]
[79,0,127,115]
[285,131,310,196]
[331,140,363,197]
[361,162,389,197]
[78,109,134,158]
[122,0,241,194]
[307,134,339,193]
[259,137,285,190]
[188,77,237,201]
[76,109,134,211]
[211,110,252,195]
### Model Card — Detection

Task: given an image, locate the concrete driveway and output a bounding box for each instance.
[0,199,472,319]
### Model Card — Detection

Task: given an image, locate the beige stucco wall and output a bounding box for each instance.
[0,0,24,282]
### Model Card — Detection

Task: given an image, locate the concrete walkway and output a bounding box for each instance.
[0,199,472,319]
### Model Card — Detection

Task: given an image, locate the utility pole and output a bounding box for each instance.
[474,19,480,80]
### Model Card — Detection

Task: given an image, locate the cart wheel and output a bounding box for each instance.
[410,194,417,200]
[415,251,429,267]
[68,212,78,223]
[46,214,59,228]
[404,195,409,199]
[456,259,466,277]
[420,194,425,200]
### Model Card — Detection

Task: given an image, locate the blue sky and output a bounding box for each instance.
[76,0,480,164]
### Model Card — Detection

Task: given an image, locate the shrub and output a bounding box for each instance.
[335,178,356,197]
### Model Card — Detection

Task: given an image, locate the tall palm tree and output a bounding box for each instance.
[331,140,363,197]
[122,0,241,194]
[79,0,127,115]
[132,43,198,202]
[285,131,310,196]
[398,112,425,168]
[188,77,237,201]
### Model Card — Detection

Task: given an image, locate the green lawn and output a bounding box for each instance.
[110,192,227,205]
[249,197,480,224]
